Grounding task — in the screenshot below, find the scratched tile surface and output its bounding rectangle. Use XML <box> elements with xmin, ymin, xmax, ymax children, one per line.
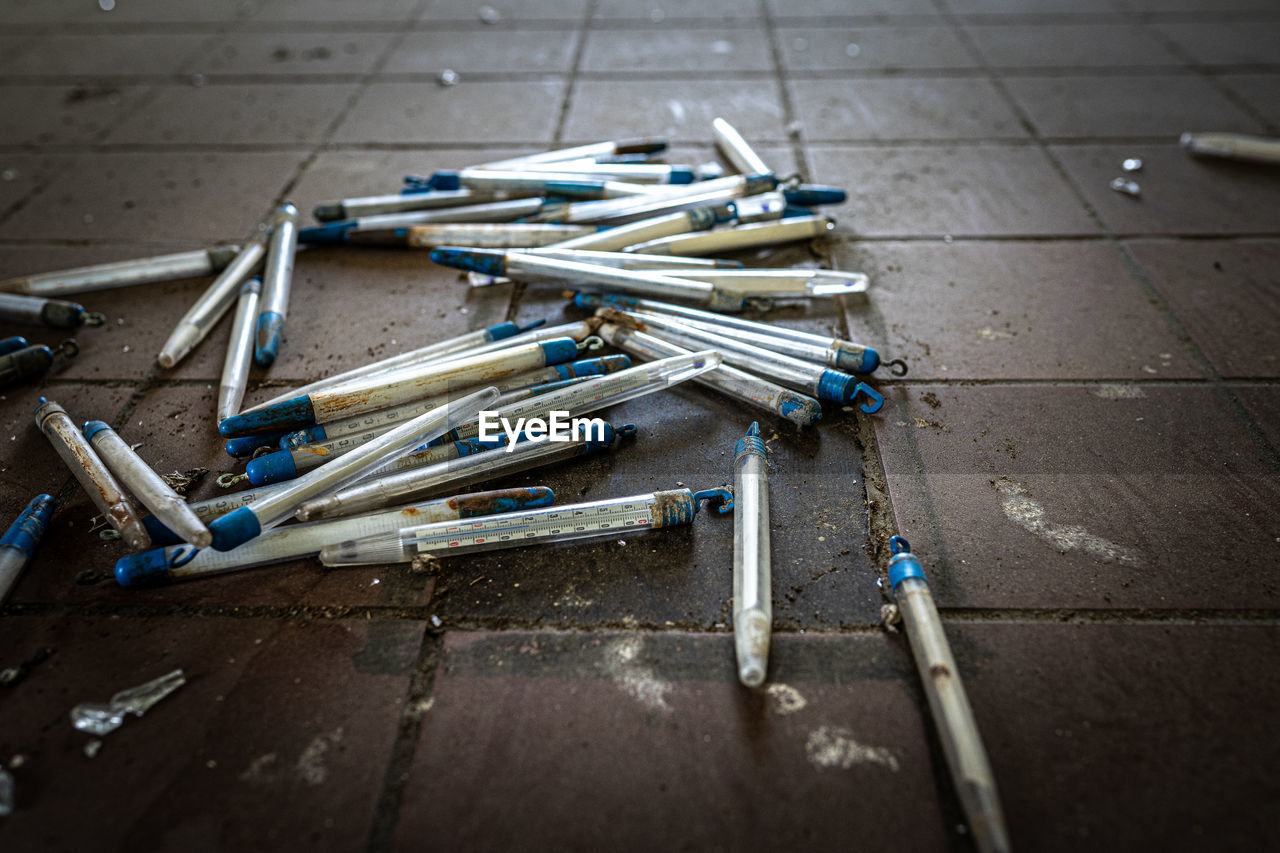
<box><xmin>1</xmin><ymin>0</ymin><xmax>1278</xmax><ymax>849</ymax></box>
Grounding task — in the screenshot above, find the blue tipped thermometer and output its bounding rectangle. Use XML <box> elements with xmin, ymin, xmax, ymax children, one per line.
<box><xmin>0</xmin><ymin>246</ymin><xmax>240</xmax><ymax>297</ymax></box>
<box><xmin>114</xmin><ymin>487</ymin><xmax>555</xmax><ymax>588</ymax></box>
<box><xmin>576</xmin><ymin>293</ymin><xmax>902</xmax><ymax>376</ymax></box>
<box><xmin>430</xmin><ymin>247</ymin><xmax>765</xmax><ymax>312</ymax></box>
<box><xmin>0</xmin><ymin>493</ymin><xmax>54</xmax><ymax>605</ymax></box>
<box><xmin>626</xmin><ymin>215</ymin><xmax>835</xmax><ymax>257</ymax></box>
<box><xmin>320</xmin><ymin>486</ymin><xmax>731</xmax><ymax>567</ymax></box>
<box><xmin>244</xmin><ymin>319</ymin><xmax>547</xmax><ymax>416</ymax></box>
<box><xmin>0</xmin><ymin>292</ymin><xmax>105</xmax><ymax>329</ymax></box>
<box><xmin>887</xmin><ymin>537</ymin><xmax>1012</xmax><ymax>853</ymax></box>
<box><xmin>219</xmin><ymin>337</ymin><xmax>583</xmax><ymax>436</ymax></box>
<box><xmin>254</xmin><ymin>203</ymin><xmax>298</xmax><ymax>368</ymax></box>
<box><xmin>597</xmin><ymin>321</ymin><xmax>822</xmax><ymax>427</ymax></box>
<box><xmin>601</xmin><ymin>309</ymin><xmax>883</xmax><ymax>412</ymax></box>
<box><xmin>299</xmin><ymin>197</ymin><xmax>566</xmax><ymax>246</ymax></box>
<box><xmin>0</xmin><ymin>339</ymin><xmax>78</xmax><ymax>388</ymax></box>
<box><xmin>733</xmin><ymin>423</ymin><xmax>771</xmax><ymax>687</ymax></box>
<box><xmin>0</xmin><ymin>336</ymin><xmax>29</xmax><ymax>356</ymax></box>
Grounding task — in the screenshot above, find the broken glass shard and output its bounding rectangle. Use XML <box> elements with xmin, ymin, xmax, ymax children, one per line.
<box><xmin>70</xmin><ymin>669</ymin><xmax>186</xmax><ymax>736</ymax></box>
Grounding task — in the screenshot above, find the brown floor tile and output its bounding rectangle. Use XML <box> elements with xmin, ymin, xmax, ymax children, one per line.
<box><xmin>593</xmin><ymin>0</ymin><xmax>762</xmax><ymax>21</ymax></box>
<box><xmin>1217</xmin><ymin>73</ymin><xmax>1280</xmax><ymax>127</ymax></box>
<box><xmin>959</xmin><ymin>621</ymin><xmax>1280</xmax><ymax>851</ymax></box>
<box><xmin>419</xmin><ymin>0</ymin><xmax>589</xmax><ymax>21</ymax></box>
<box><xmin>790</xmin><ymin>77</ymin><xmax>1029</xmax><ymax>142</ymax></box>
<box><xmin>1154</xmin><ymin>21</ymin><xmax>1280</xmax><ymax>66</ymax></box>
<box><xmin>394</xmin><ymin>630</ymin><xmax>950</xmax><ymax>852</ymax></box>
<box><xmin>580</xmin><ymin>28</ymin><xmax>772</xmax><ymax>74</ymax></box>
<box><xmin>946</xmin><ymin>0</ymin><xmax>1123</xmax><ymax>13</ymax></box>
<box><xmin>0</xmin><ymin>0</ymin><xmax>89</xmax><ymax>25</ymax></box>
<box><xmin>0</xmin><ymin>613</ymin><xmax>422</xmax><ymax>852</ymax></box>
<box><xmin>0</xmin><ymin>84</ymin><xmax>146</xmax><ymax>146</ymax></box>
<box><xmin>1051</xmin><ymin>143</ymin><xmax>1280</xmax><ymax>236</ymax></box>
<box><xmin>71</xmin><ymin>0</ymin><xmax>265</xmax><ymax>23</ymax></box>
<box><xmin>562</xmin><ymin>79</ymin><xmax>785</xmax><ymax>144</ymax></box>
<box><xmin>1114</xmin><ymin>0</ymin><xmax>1278</xmax><ymax>9</ymax></box>
<box><xmin>1234</xmin><ymin>385</ymin><xmax>1280</xmax><ymax>451</ymax></box>
<box><xmin>864</xmin><ymin>620</ymin><xmax>1280</xmax><ymax>850</ymax></box>
<box><xmin>3</xmin><ymin>151</ymin><xmax>306</xmax><ymax>243</ymax></box>
<box><xmin>871</xmin><ymin>384</ymin><xmax>1280</xmax><ymax>609</ymax></box>
<box><xmin>252</xmin><ymin>0</ymin><xmax>420</xmax><ymax>22</ymax></box>
<box><xmin>191</xmin><ymin>32</ymin><xmax>397</xmax><ymax>78</ymax></box>
<box><xmin>777</xmin><ymin>25</ymin><xmax>977</xmax><ymax>72</ymax></box>
<box><xmin>964</xmin><ymin>23</ymin><xmax>1183</xmax><ymax>68</ymax></box>
<box><xmin>0</xmin><ymin>34</ymin><xmax>215</xmax><ymax>78</ymax></box>
<box><xmin>387</xmin><ymin>29</ymin><xmax>579</xmax><ymax>75</ymax></box>
<box><xmin>105</xmin><ymin>83</ymin><xmax>358</xmax><ymax>146</ymax></box>
<box><xmin>831</xmin><ymin>239</ymin><xmax>1201</xmax><ymax>380</ymax></box>
<box><xmin>0</xmin><ymin>152</ymin><xmax>73</xmax><ymax>219</ymax></box>
<box><xmin>807</xmin><ymin>144</ymin><xmax>1099</xmax><ymax>237</ymax></box>
<box><xmin>1126</xmin><ymin>238</ymin><xmax>1280</xmax><ymax>378</ymax></box>
<box><xmin>1003</xmin><ymin>74</ymin><xmax>1264</xmax><ymax>139</ymax></box>
<box><xmin>766</xmin><ymin>0</ymin><xmax>942</xmax><ymax>16</ymax></box>
<box><xmin>332</xmin><ymin>80</ymin><xmax>566</xmax><ymax>145</ymax></box>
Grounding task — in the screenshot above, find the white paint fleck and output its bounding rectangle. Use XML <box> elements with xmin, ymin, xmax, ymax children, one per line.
<box><xmin>296</xmin><ymin>728</ymin><xmax>343</xmax><ymax>786</ymax></box>
<box><xmin>978</xmin><ymin>327</ymin><xmax>1013</xmax><ymax>341</ymax></box>
<box><xmin>239</xmin><ymin>752</ymin><xmax>278</xmax><ymax>783</ymax></box>
<box><xmin>805</xmin><ymin>726</ymin><xmax>898</xmax><ymax>772</ymax></box>
<box><xmin>995</xmin><ymin>478</ymin><xmax>1141</xmax><ymax>566</ymax></box>
<box><xmin>766</xmin><ymin>684</ymin><xmax>807</xmax><ymax>715</ymax></box>
<box><xmin>667</xmin><ymin>99</ymin><xmax>686</xmax><ymax>123</ymax></box>
<box><xmin>602</xmin><ymin>636</ymin><xmax>671</xmax><ymax>712</ymax></box>
<box><xmin>1093</xmin><ymin>384</ymin><xmax>1146</xmax><ymax>399</ymax></box>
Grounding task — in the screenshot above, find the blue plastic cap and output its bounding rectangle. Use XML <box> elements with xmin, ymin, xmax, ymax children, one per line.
<box><xmin>429</xmin><ymin>247</ymin><xmax>506</xmax><ymax>276</ymax></box>
<box><xmin>280</xmin><ymin>426</ymin><xmax>327</xmax><ymax>450</ymax></box>
<box><xmin>667</xmin><ymin>167</ymin><xmax>696</xmax><ymax>184</ymax></box>
<box><xmin>140</xmin><ymin>513</ymin><xmax>180</xmax><ymax>547</ymax></box>
<box><xmin>538</xmin><ymin>337</ymin><xmax>579</xmax><ymax>366</ymax></box>
<box><xmin>298</xmin><ymin>221</ymin><xmax>355</xmax><ymax>245</ymax></box>
<box><xmin>311</xmin><ymin>202</ymin><xmax>344</xmax><ymax>222</ymax></box>
<box><xmin>859</xmin><ymin>347</ymin><xmax>881</xmax><ymax>374</ymax></box>
<box><xmin>0</xmin><ymin>336</ymin><xmax>29</xmax><ymax>356</ymax></box>
<box><xmin>254</xmin><ymin>311</ymin><xmax>285</xmax><ymax>368</ymax></box>
<box><xmin>784</xmin><ymin>185</ymin><xmax>848</xmax><ymax>206</ymax></box>
<box><xmin>114</xmin><ymin>548</ymin><xmax>177</xmax><ymax>587</ymax></box>
<box><xmin>207</xmin><ymin>506</ymin><xmax>262</xmax><ymax>552</ymax></box>
<box><xmin>782</xmin><ymin>205</ymin><xmax>815</xmax><ymax>218</ymax></box>
<box><xmin>816</xmin><ymin>369</ymin><xmax>857</xmax><ymax>403</ymax></box>
<box><xmin>426</xmin><ymin>170</ymin><xmax>461</xmax><ymax>191</ymax></box>
<box><xmin>887</xmin><ymin>536</ymin><xmax>928</xmax><ymax>590</ymax></box>
<box><xmin>0</xmin><ymin>493</ymin><xmax>54</xmax><ymax>556</ymax></box>
<box><xmin>487</xmin><ymin>321</ymin><xmax>520</xmax><ymax>340</ymax></box>
<box><xmin>226</xmin><ymin>431</ymin><xmax>291</xmax><ymax>457</ymax></box>
<box><xmin>219</xmin><ymin>395</ymin><xmax>317</xmax><ymax>436</ymax></box>
<box><xmin>82</xmin><ymin>420</ymin><xmax>112</xmax><ymax>441</ymax></box>
<box><xmin>572</xmin><ymin>293</ymin><xmax>603</xmax><ymax>310</ymax></box>
<box><xmin>777</xmin><ymin>392</ymin><xmax>823</xmax><ymax>426</ymax></box>
<box><xmin>246</xmin><ymin>450</ymin><xmax>298</xmax><ymax>486</ymax></box>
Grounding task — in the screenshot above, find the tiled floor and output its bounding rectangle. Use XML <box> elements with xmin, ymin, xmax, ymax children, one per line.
<box><xmin>1</xmin><ymin>0</ymin><xmax>1278</xmax><ymax>851</ymax></box>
